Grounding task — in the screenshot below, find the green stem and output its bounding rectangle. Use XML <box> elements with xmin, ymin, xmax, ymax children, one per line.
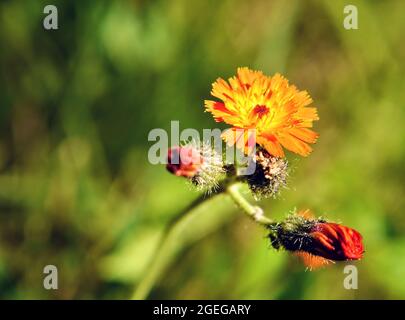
<box><xmin>226</xmin><ymin>183</ymin><xmax>273</xmax><ymax>226</ymax></box>
<box><xmin>131</xmin><ymin>190</ymin><xmax>222</xmax><ymax>300</ymax></box>
<box><xmin>130</xmin><ymin>225</ymin><xmax>177</xmax><ymax>300</ymax></box>
<box><xmin>131</xmin><ymin>182</ymin><xmax>273</xmax><ymax>300</ymax></box>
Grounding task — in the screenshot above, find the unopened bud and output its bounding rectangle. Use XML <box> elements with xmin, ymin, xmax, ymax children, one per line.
<box><xmin>166</xmin><ymin>142</ymin><xmax>225</xmax><ymax>192</ymax></box>
<box><xmin>247</xmin><ymin>148</ymin><xmax>288</xmax><ymax>199</ymax></box>
<box><xmin>269</xmin><ymin>211</ymin><xmax>364</xmax><ymax>268</ymax></box>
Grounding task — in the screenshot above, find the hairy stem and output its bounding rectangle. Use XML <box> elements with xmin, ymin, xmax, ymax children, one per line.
<box><xmin>226</xmin><ymin>183</ymin><xmax>274</xmax><ymax>226</ymax></box>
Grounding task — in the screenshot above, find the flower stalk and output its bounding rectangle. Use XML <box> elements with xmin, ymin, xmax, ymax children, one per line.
<box><xmin>226</xmin><ymin>183</ymin><xmax>273</xmax><ymax>226</ymax></box>
<box><xmin>131</xmin><ymin>181</ymin><xmax>272</xmax><ymax>299</ymax></box>
<box><xmin>131</xmin><ymin>191</ymin><xmax>222</xmax><ymax>300</ymax></box>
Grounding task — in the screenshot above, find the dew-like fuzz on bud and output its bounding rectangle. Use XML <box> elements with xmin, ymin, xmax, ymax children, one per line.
<box><xmin>247</xmin><ymin>148</ymin><xmax>288</xmax><ymax>199</ymax></box>
<box><xmin>167</xmin><ymin>141</ymin><xmax>225</xmax><ymax>192</ymax></box>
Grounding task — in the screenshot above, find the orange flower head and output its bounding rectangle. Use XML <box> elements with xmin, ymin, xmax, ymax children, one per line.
<box><xmin>205</xmin><ymin>67</ymin><xmax>319</xmax><ymax>157</ymax></box>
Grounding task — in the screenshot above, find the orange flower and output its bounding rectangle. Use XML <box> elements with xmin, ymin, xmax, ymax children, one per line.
<box><xmin>205</xmin><ymin>67</ymin><xmax>319</xmax><ymax>157</ymax></box>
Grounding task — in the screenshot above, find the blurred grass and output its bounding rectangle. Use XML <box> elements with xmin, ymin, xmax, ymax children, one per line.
<box><xmin>0</xmin><ymin>0</ymin><xmax>404</xmax><ymax>299</ymax></box>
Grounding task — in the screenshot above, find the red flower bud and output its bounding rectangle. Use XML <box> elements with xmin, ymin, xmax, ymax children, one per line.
<box><xmin>269</xmin><ymin>213</ymin><xmax>364</xmax><ymax>268</ymax></box>
<box><xmin>166</xmin><ymin>146</ymin><xmax>203</xmax><ymax>178</ymax></box>
<box><xmin>309</xmin><ymin>222</ymin><xmax>364</xmax><ymax>261</ymax></box>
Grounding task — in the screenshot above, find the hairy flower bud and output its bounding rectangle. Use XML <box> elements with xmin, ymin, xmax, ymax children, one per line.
<box><xmin>166</xmin><ymin>142</ymin><xmax>225</xmax><ymax>191</ymax></box>
<box><xmin>309</xmin><ymin>222</ymin><xmax>364</xmax><ymax>260</ymax></box>
<box><xmin>247</xmin><ymin>148</ymin><xmax>288</xmax><ymax>199</ymax></box>
<box><xmin>269</xmin><ymin>212</ymin><xmax>364</xmax><ymax>268</ymax></box>
<box><xmin>167</xmin><ymin>146</ymin><xmax>202</xmax><ymax>178</ymax></box>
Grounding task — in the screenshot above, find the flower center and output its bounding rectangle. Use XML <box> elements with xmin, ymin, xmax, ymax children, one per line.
<box><xmin>252</xmin><ymin>105</ymin><xmax>269</xmax><ymax>118</ymax></box>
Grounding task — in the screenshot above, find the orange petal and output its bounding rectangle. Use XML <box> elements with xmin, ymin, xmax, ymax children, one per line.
<box><xmin>205</xmin><ymin>100</ymin><xmax>242</xmax><ymax>125</ymax></box>
<box><xmin>257</xmin><ymin>134</ymin><xmax>285</xmax><ymax>158</ymax></box>
<box><xmin>294</xmin><ymin>251</ymin><xmax>334</xmax><ymax>270</ymax></box>
<box><xmin>211</xmin><ymin>78</ymin><xmax>235</xmax><ymax>102</ymax></box>
<box><xmin>288</xmin><ymin>127</ymin><xmax>319</xmax><ymax>143</ymax></box>
<box><xmin>297</xmin><ymin>209</ymin><xmax>315</xmax><ymax>219</ymax></box>
<box><xmin>221</xmin><ymin>128</ymin><xmax>246</xmax><ymax>149</ymax></box>
<box><xmin>276</xmin><ymin>132</ymin><xmax>313</xmax><ymax>157</ymax></box>
<box><xmin>237</xmin><ymin>67</ymin><xmax>263</xmax><ymax>88</ymax></box>
<box><xmin>222</xmin><ymin>128</ymin><xmax>257</xmax><ymax>155</ymax></box>
<box><xmin>296</xmin><ymin>107</ymin><xmax>319</xmax><ymax>122</ymax></box>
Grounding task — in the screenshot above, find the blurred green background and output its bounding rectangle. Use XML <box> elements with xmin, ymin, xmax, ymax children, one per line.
<box><xmin>0</xmin><ymin>0</ymin><xmax>404</xmax><ymax>299</ymax></box>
